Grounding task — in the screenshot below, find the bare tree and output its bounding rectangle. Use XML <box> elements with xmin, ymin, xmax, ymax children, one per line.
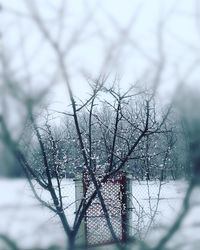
<box><xmin>1</xmin><ymin>1</ymin><xmax>200</xmax><ymax>250</ymax></box>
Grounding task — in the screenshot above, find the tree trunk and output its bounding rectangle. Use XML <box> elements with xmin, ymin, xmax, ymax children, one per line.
<box><xmin>68</xmin><ymin>234</ymin><xmax>76</xmax><ymax>250</ymax></box>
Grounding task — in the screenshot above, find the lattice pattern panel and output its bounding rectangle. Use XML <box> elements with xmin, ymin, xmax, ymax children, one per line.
<box><xmin>84</xmin><ymin>175</ymin><xmax>126</xmax><ymax>246</ymax></box>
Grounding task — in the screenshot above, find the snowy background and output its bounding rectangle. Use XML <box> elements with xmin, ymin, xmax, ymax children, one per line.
<box><xmin>0</xmin><ymin>179</ymin><xmax>199</xmax><ymax>249</ymax></box>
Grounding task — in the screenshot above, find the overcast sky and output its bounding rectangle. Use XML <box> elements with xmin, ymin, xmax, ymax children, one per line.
<box><xmin>1</xmin><ymin>0</ymin><xmax>200</xmax><ymax>117</ymax></box>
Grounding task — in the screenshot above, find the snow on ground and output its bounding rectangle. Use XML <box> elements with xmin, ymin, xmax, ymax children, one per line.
<box><xmin>0</xmin><ymin>178</ymin><xmax>200</xmax><ymax>249</ymax></box>
<box><xmin>145</xmin><ymin>181</ymin><xmax>200</xmax><ymax>250</ymax></box>
<box><xmin>0</xmin><ymin>179</ymin><xmax>75</xmax><ymax>248</ymax></box>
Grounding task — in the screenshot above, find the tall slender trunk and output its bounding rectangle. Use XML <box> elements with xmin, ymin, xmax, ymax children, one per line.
<box><xmin>57</xmin><ymin>211</ymin><xmax>76</xmax><ymax>250</ymax></box>
<box><xmin>68</xmin><ymin>233</ymin><xmax>76</xmax><ymax>250</ymax></box>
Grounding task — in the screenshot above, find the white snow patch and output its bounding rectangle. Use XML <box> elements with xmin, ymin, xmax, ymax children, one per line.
<box><xmin>0</xmin><ymin>178</ymin><xmax>199</xmax><ymax>249</ymax></box>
